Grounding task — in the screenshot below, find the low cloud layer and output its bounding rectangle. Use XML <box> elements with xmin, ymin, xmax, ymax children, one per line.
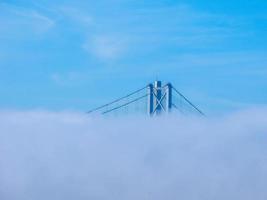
<box><xmin>1</xmin><ymin>109</ymin><xmax>267</xmax><ymax>200</ymax></box>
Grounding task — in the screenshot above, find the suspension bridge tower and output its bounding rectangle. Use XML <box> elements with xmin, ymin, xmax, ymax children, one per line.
<box><xmin>87</xmin><ymin>80</ymin><xmax>204</xmax><ymax>116</ymax></box>
<box><xmin>147</xmin><ymin>81</ymin><xmax>173</xmax><ymax>116</ymax></box>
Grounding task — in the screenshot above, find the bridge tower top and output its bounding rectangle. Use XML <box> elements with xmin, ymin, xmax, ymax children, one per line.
<box><xmin>147</xmin><ymin>80</ymin><xmax>172</xmax><ymax>116</ymax></box>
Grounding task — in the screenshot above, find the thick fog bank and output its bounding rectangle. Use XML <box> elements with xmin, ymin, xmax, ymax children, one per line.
<box><xmin>1</xmin><ymin>108</ymin><xmax>267</xmax><ymax>200</ymax></box>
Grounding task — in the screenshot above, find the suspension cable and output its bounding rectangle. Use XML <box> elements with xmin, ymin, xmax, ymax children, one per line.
<box><xmin>171</xmin><ymin>103</ymin><xmax>185</xmax><ymax>114</ymax></box>
<box><xmin>102</xmin><ymin>94</ymin><xmax>148</xmax><ymax>114</ymax></box>
<box><xmin>87</xmin><ymin>86</ymin><xmax>148</xmax><ymax>113</ymax></box>
<box><xmin>172</xmin><ymin>86</ymin><xmax>205</xmax><ymax>115</ymax></box>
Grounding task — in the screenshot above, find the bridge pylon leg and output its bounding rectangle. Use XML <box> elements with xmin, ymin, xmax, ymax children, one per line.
<box><xmin>147</xmin><ymin>84</ymin><xmax>154</xmax><ymax>116</ymax></box>
<box><xmin>166</xmin><ymin>83</ymin><xmax>172</xmax><ymax>113</ymax></box>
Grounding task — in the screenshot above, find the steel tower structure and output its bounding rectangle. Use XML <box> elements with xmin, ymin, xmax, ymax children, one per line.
<box><xmin>87</xmin><ymin>80</ymin><xmax>204</xmax><ymax>116</ymax></box>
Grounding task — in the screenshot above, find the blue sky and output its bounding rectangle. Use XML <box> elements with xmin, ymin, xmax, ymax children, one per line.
<box><xmin>0</xmin><ymin>0</ymin><xmax>266</xmax><ymax>114</ymax></box>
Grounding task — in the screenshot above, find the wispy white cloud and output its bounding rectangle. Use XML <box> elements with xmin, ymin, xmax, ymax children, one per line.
<box><xmin>83</xmin><ymin>35</ymin><xmax>127</xmax><ymax>60</ymax></box>
<box><xmin>0</xmin><ymin>3</ymin><xmax>55</xmax><ymax>38</ymax></box>
<box><xmin>58</xmin><ymin>6</ymin><xmax>93</xmax><ymax>26</ymax></box>
<box><xmin>63</xmin><ymin>3</ymin><xmax>239</xmax><ymax>61</ymax></box>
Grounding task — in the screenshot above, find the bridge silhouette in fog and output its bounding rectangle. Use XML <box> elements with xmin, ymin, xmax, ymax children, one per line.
<box><xmin>87</xmin><ymin>80</ymin><xmax>204</xmax><ymax>116</ymax></box>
